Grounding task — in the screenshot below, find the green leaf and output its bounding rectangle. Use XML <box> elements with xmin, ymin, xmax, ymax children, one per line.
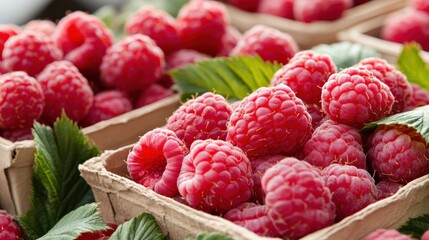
<box><xmin>398</xmin><ymin>214</ymin><xmax>429</xmax><ymax>239</ymax></box>
<box><xmin>312</xmin><ymin>41</ymin><xmax>381</xmax><ymax>70</ymax></box>
<box><xmin>38</xmin><ymin>203</ymin><xmax>108</xmax><ymax>240</ymax></box>
<box><xmin>109</xmin><ymin>212</ymin><xmax>165</xmax><ymax>240</ymax></box>
<box><xmin>361</xmin><ymin>105</ymin><xmax>429</xmax><ymax>143</ymax></box>
<box><xmin>168</xmin><ymin>56</ymin><xmax>282</xmax><ymax>101</ymax></box>
<box><xmin>18</xmin><ymin>113</ymin><xmax>101</xmax><ymax>239</ymax></box>
<box><xmin>185</xmin><ymin>232</ymin><xmax>235</xmax><ymax>240</ymax></box>
<box><xmin>397</xmin><ymin>43</ymin><xmax>429</xmax><ymax>92</ymax></box>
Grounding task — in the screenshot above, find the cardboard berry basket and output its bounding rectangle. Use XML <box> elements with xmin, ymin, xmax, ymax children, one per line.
<box><xmin>79</xmin><ymin>144</ymin><xmax>429</xmax><ymax>240</ymax></box>
<box><xmin>226</xmin><ymin>0</ymin><xmax>406</xmax><ymax>49</ymax></box>
<box><xmin>0</xmin><ymin>94</ymin><xmax>180</xmax><ymax>216</ymax></box>
<box><xmin>337</xmin><ymin>9</ymin><xmax>429</xmax><ymax>63</ymax></box>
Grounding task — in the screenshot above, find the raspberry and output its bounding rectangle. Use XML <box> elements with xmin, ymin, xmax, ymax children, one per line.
<box><xmin>54</xmin><ymin>11</ymin><xmax>113</xmax><ymax>78</ymax></box>
<box><xmin>321</xmin><ymin>66</ymin><xmax>395</xmax><ymax>128</ymax></box>
<box><xmin>76</xmin><ymin>223</ymin><xmax>118</xmax><ymax>240</ymax></box>
<box><xmin>303</xmin><ymin>120</ymin><xmax>366</xmax><ymax>169</ymax></box>
<box><xmin>376</xmin><ymin>180</ymin><xmax>403</xmax><ymax>200</ymax></box>
<box><xmin>227</xmin><ymin>0</ymin><xmax>261</xmax><ymax>12</ymax></box>
<box><xmin>224</xmin><ymin>202</ymin><xmax>278</xmax><ymax>237</ymax></box>
<box><xmin>125</xmin><ymin>7</ymin><xmax>181</xmax><ymax>55</ymax></box>
<box><xmin>258</xmin><ymin>0</ymin><xmax>294</xmax><ymax>19</ymax></box>
<box><xmin>218</xmin><ymin>26</ymin><xmax>241</xmax><ymax>57</ymax></box>
<box><xmin>100</xmin><ymin>34</ymin><xmax>165</xmax><ymax>93</ymax></box>
<box><xmin>294</xmin><ymin>0</ymin><xmax>353</xmax><ymax>23</ymax></box>
<box><xmin>411</xmin><ymin>0</ymin><xmax>429</xmax><ymax>15</ymax></box>
<box><xmin>305</xmin><ymin>103</ymin><xmax>326</xmax><ymax>128</ymax></box>
<box><xmin>262</xmin><ymin>158</ymin><xmax>335</xmax><ymax>239</ymax></box>
<box><xmin>177</xmin><ymin>139</ymin><xmax>253</xmax><ymax>214</ymax></box>
<box><xmin>367</xmin><ymin>124</ymin><xmax>429</xmax><ymax>184</ymax></box>
<box><xmin>0</xmin><ymin>209</ymin><xmax>22</xmax><ymax>240</ymax></box>
<box><xmin>363</xmin><ymin>229</ymin><xmax>412</xmax><ymax>240</ymax></box>
<box><xmin>406</xmin><ymin>83</ymin><xmax>429</xmax><ymax>110</ymax></box>
<box><xmin>0</xmin><ymin>72</ymin><xmax>44</xmax><ymax>129</ymax></box>
<box><xmin>24</xmin><ymin>20</ymin><xmax>56</xmax><ymax>36</ymax></box>
<box><xmin>226</xmin><ymin>84</ymin><xmax>312</xmax><ymax>158</ymax></box>
<box><xmin>37</xmin><ymin>61</ymin><xmax>94</xmax><ymax>124</ymax></box>
<box><xmin>1</xmin><ymin>127</ymin><xmax>33</xmax><ymax>142</ymax></box>
<box><xmin>2</xmin><ymin>32</ymin><xmax>62</xmax><ymax>77</ymax></box>
<box><xmin>270</xmin><ymin>50</ymin><xmax>337</xmax><ymax>105</ymax></box>
<box><xmin>231</xmin><ymin>25</ymin><xmax>298</xmax><ymax>64</ymax></box>
<box><xmin>353</xmin><ymin>0</ymin><xmax>370</xmax><ymax>6</ymax></box>
<box><xmin>127</xmin><ymin>128</ymin><xmax>188</xmax><ymax>197</ymax></box>
<box><xmin>134</xmin><ymin>83</ymin><xmax>175</xmax><ymax>108</ymax></box>
<box><xmin>166</xmin><ymin>92</ymin><xmax>232</xmax><ymax>148</ymax></box>
<box><xmin>423</xmin><ymin>230</ymin><xmax>429</xmax><ymax>240</ymax></box>
<box><xmin>177</xmin><ymin>0</ymin><xmax>229</xmax><ymax>56</ymax></box>
<box><xmin>381</xmin><ymin>10</ymin><xmax>429</xmax><ymax>52</ymax></box>
<box><xmin>322</xmin><ymin>164</ymin><xmax>378</xmax><ymax>220</ymax></box>
<box><xmin>0</xmin><ymin>24</ymin><xmax>20</xmax><ymax>61</ymax></box>
<box><xmin>357</xmin><ymin>57</ymin><xmax>412</xmax><ymax>113</ymax></box>
<box><xmin>250</xmin><ymin>155</ymin><xmax>285</xmax><ymax>204</ymax></box>
<box><xmin>80</xmin><ymin>90</ymin><xmax>133</xmax><ymax>127</ymax></box>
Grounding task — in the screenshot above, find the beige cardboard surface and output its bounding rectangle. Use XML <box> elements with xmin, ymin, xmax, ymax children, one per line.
<box><xmin>228</xmin><ymin>0</ymin><xmax>406</xmax><ymax>49</ymax></box>
<box><xmin>80</xmin><ymin>144</ymin><xmax>429</xmax><ymax>240</ymax></box>
<box><xmin>0</xmin><ymin>95</ymin><xmax>180</xmax><ymax>216</ymax></box>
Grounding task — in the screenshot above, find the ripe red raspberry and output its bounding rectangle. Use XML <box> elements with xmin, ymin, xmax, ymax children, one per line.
<box><xmin>258</xmin><ymin>0</ymin><xmax>294</xmax><ymax>19</ymax></box>
<box><xmin>227</xmin><ymin>0</ymin><xmax>261</xmax><ymax>12</ymax></box>
<box><xmin>0</xmin><ymin>72</ymin><xmax>44</xmax><ymax>129</ymax></box>
<box><xmin>37</xmin><ymin>61</ymin><xmax>94</xmax><ymax>124</ymax></box>
<box><xmin>2</xmin><ymin>32</ymin><xmax>62</xmax><ymax>77</ymax></box>
<box><xmin>76</xmin><ymin>223</ymin><xmax>118</xmax><ymax>240</ymax></box>
<box><xmin>0</xmin><ymin>209</ymin><xmax>22</xmax><ymax>240</ymax></box>
<box><xmin>262</xmin><ymin>158</ymin><xmax>336</xmax><ymax>239</ymax></box>
<box><xmin>177</xmin><ymin>139</ymin><xmax>253</xmax><ymax>214</ymax></box>
<box><xmin>166</xmin><ymin>92</ymin><xmax>232</xmax><ymax>148</ymax></box>
<box><xmin>250</xmin><ymin>155</ymin><xmax>285</xmax><ymax>204</ymax></box>
<box><xmin>367</xmin><ymin>124</ymin><xmax>429</xmax><ymax>184</ymax></box>
<box><xmin>227</xmin><ymin>84</ymin><xmax>312</xmax><ymax>158</ymax></box>
<box><xmin>305</xmin><ymin>103</ymin><xmax>326</xmax><ymax>128</ymax></box>
<box><xmin>127</xmin><ymin>128</ymin><xmax>188</xmax><ymax>197</ymax></box>
<box><xmin>321</xmin><ymin>66</ymin><xmax>395</xmax><ymax>128</ymax></box>
<box><xmin>0</xmin><ymin>24</ymin><xmax>20</xmax><ymax>61</ymax></box>
<box><xmin>363</xmin><ymin>229</ymin><xmax>412</xmax><ymax>240</ymax></box>
<box><xmin>270</xmin><ymin>50</ymin><xmax>337</xmax><ymax>105</ymax></box>
<box><xmin>177</xmin><ymin>0</ymin><xmax>229</xmax><ymax>56</ymax></box>
<box><xmin>24</xmin><ymin>20</ymin><xmax>56</xmax><ymax>36</ymax></box>
<box><xmin>376</xmin><ymin>180</ymin><xmax>403</xmax><ymax>200</ymax></box>
<box><xmin>381</xmin><ymin>10</ymin><xmax>429</xmax><ymax>52</ymax></box>
<box><xmin>134</xmin><ymin>84</ymin><xmax>175</xmax><ymax>108</ymax></box>
<box><xmin>231</xmin><ymin>25</ymin><xmax>298</xmax><ymax>64</ymax></box>
<box><xmin>100</xmin><ymin>34</ymin><xmax>165</xmax><ymax>93</ymax></box>
<box><xmin>80</xmin><ymin>90</ymin><xmax>133</xmax><ymax>127</ymax></box>
<box><xmin>54</xmin><ymin>11</ymin><xmax>113</xmax><ymax>78</ymax></box>
<box><xmin>422</xmin><ymin>230</ymin><xmax>429</xmax><ymax>240</ymax></box>
<box><xmin>322</xmin><ymin>164</ymin><xmax>378</xmax><ymax>220</ymax></box>
<box><xmin>224</xmin><ymin>202</ymin><xmax>278</xmax><ymax>237</ymax></box>
<box><xmin>406</xmin><ymin>83</ymin><xmax>429</xmax><ymax>110</ymax></box>
<box><xmin>411</xmin><ymin>0</ymin><xmax>429</xmax><ymax>14</ymax></box>
<box><xmin>125</xmin><ymin>6</ymin><xmax>181</xmax><ymax>55</ymax></box>
<box><xmin>218</xmin><ymin>26</ymin><xmax>241</xmax><ymax>57</ymax></box>
<box><xmin>294</xmin><ymin>0</ymin><xmax>353</xmax><ymax>23</ymax></box>
<box><xmin>1</xmin><ymin>127</ymin><xmax>33</xmax><ymax>142</ymax></box>
<box><xmin>303</xmin><ymin>120</ymin><xmax>366</xmax><ymax>169</ymax></box>
<box><xmin>357</xmin><ymin>57</ymin><xmax>412</xmax><ymax>113</ymax></box>
<box><xmin>353</xmin><ymin>0</ymin><xmax>370</xmax><ymax>6</ymax></box>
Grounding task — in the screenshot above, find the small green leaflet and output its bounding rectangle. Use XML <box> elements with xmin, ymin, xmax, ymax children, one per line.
<box><xmin>38</xmin><ymin>203</ymin><xmax>108</xmax><ymax>240</ymax></box>
<box><xmin>397</xmin><ymin>43</ymin><xmax>429</xmax><ymax>92</ymax></box>
<box><xmin>186</xmin><ymin>232</ymin><xmax>235</xmax><ymax>240</ymax></box>
<box><xmin>18</xmin><ymin>113</ymin><xmax>101</xmax><ymax>239</ymax></box>
<box><xmin>168</xmin><ymin>56</ymin><xmax>282</xmax><ymax>101</ymax></box>
<box><xmin>362</xmin><ymin>105</ymin><xmax>429</xmax><ymax>143</ymax></box>
<box><xmin>109</xmin><ymin>213</ymin><xmax>166</xmax><ymax>240</ymax></box>
<box><xmin>398</xmin><ymin>214</ymin><xmax>429</xmax><ymax>239</ymax></box>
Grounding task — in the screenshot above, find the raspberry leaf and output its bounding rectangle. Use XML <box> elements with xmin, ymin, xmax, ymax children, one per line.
<box><xmin>109</xmin><ymin>212</ymin><xmax>166</xmax><ymax>240</ymax></box>
<box><xmin>18</xmin><ymin>113</ymin><xmax>100</xmax><ymax>239</ymax></box>
<box><xmin>169</xmin><ymin>56</ymin><xmax>282</xmax><ymax>101</ymax></box>
<box><xmin>185</xmin><ymin>232</ymin><xmax>235</xmax><ymax>240</ymax></box>
<box><xmin>38</xmin><ymin>203</ymin><xmax>108</xmax><ymax>240</ymax></box>
<box><xmin>397</xmin><ymin>214</ymin><xmax>429</xmax><ymax>239</ymax></box>
<box><xmin>362</xmin><ymin>105</ymin><xmax>429</xmax><ymax>143</ymax></box>
<box><xmin>397</xmin><ymin>43</ymin><xmax>429</xmax><ymax>92</ymax></box>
